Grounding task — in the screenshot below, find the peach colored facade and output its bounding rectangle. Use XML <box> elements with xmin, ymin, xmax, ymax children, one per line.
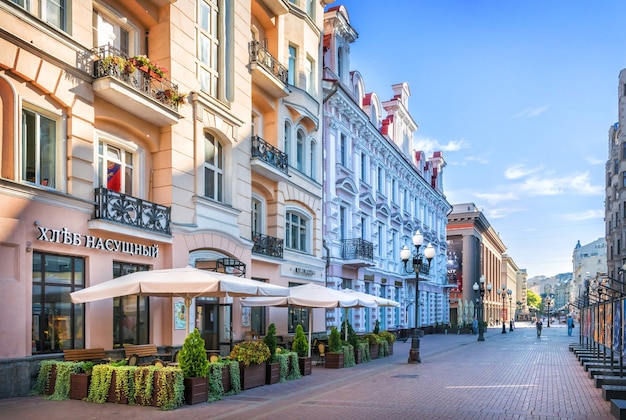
<box><xmin>0</xmin><ymin>0</ymin><xmax>330</xmax><ymax>397</ymax></box>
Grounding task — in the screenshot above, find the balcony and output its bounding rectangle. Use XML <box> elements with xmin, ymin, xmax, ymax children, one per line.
<box><xmin>341</xmin><ymin>238</ymin><xmax>374</xmax><ymax>268</ymax></box>
<box><xmin>92</xmin><ymin>187</ymin><xmax>171</xmax><ymax>235</ymax></box>
<box><xmin>249</xmin><ymin>41</ymin><xmax>289</xmax><ymax>98</ymax></box>
<box><xmin>91</xmin><ymin>45</ymin><xmax>181</xmax><ymax>127</ymax></box>
<box><xmin>251</xmin><ymin>135</ymin><xmax>289</xmax><ymax>181</ymax></box>
<box><xmin>252</xmin><ymin>232</ymin><xmax>284</xmax><ymax>259</ymax></box>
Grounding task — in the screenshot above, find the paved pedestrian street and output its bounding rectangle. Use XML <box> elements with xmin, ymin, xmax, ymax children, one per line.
<box><xmin>0</xmin><ymin>323</ymin><xmax>614</xmax><ymax>419</ymax></box>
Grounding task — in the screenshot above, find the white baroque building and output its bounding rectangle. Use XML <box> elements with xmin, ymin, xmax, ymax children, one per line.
<box><xmin>321</xmin><ymin>6</ymin><xmax>452</xmax><ymax>333</ymax></box>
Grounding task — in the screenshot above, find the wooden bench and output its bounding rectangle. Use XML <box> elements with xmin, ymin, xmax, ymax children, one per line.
<box><xmin>63</xmin><ymin>348</ymin><xmax>107</xmax><ymax>362</ymax></box>
<box><xmin>124</xmin><ymin>344</ymin><xmax>171</xmax><ymax>361</ymax></box>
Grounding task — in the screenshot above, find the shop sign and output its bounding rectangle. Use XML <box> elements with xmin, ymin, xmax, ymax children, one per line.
<box><xmin>36</xmin><ymin>226</ymin><xmax>159</xmax><ymax>258</ymax></box>
<box><xmin>295</xmin><ymin>267</ymin><xmax>315</xmax><ymax>276</ymax></box>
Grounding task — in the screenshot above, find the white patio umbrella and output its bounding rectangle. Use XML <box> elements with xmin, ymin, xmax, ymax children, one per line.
<box><xmin>70</xmin><ymin>266</ymin><xmax>290</xmax><ymax>332</ymax></box>
<box><xmin>240</xmin><ymin>283</ymin><xmax>377</xmax><ymax>356</ymax></box>
<box><xmin>340</xmin><ymin>289</ymin><xmax>400</xmax><ymax>307</ymax></box>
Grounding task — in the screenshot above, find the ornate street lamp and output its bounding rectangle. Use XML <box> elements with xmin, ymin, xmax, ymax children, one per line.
<box><xmin>507</xmin><ymin>289</ymin><xmax>513</xmax><ymax>331</ymax></box>
<box><xmin>500</xmin><ymin>285</ymin><xmax>507</xmax><ymax>334</ymax></box>
<box><xmin>401</xmin><ymin>230</ymin><xmax>435</xmax><ymax>364</ymax></box>
<box><xmin>472</xmin><ymin>275</ymin><xmax>492</xmax><ymax>341</ymax></box>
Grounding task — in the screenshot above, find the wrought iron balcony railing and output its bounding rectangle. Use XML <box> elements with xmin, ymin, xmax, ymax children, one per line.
<box><xmin>252</xmin><ymin>231</ymin><xmax>284</xmax><ymax>258</ymax></box>
<box><xmin>251</xmin><ymin>135</ymin><xmax>289</xmax><ymax>175</ymax></box>
<box><xmin>341</xmin><ymin>238</ymin><xmax>374</xmax><ymax>261</ymax></box>
<box><xmin>248</xmin><ymin>41</ymin><xmax>289</xmax><ymax>85</ymax></box>
<box><xmin>94</xmin><ymin>187</ymin><xmax>171</xmax><ymax>235</ymax></box>
<box><xmin>91</xmin><ymin>44</ymin><xmax>180</xmax><ymax>112</ymax></box>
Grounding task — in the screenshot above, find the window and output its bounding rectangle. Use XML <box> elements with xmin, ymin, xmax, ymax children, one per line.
<box><xmin>391</xmin><ymin>179</ymin><xmax>397</xmax><ymax>203</ymax></box>
<box><xmin>251</xmin><ymin>197</ymin><xmax>262</xmax><ymax>234</ymax></box>
<box><xmin>286</xmin><ymin>211</ymin><xmax>308</xmax><ymax>252</ymax></box>
<box><xmin>198</xmin><ymin>0</ymin><xmax>233</xmax><ymax>100</ymax></box>
<box><xmin>288</xmin><ymin>45</ymin><xmax>297</xmax><ymax>86</ymax></box>
<box><xmin>284</xmin><ymin>121</ymin><xmax>291</xmax><ymax>155</ymax></box>
<box><xmin>309</xmin><ymin>139</ymin><xmax>317</xmax><ymax>179</ymax></box>
<box><xmin>377</xmin><ymin>166</ymin><xmax>384</xmax><ymax>195</ymax></box>
<box><xmin>22</xmin><ymin>108</ymin><xmax>57</xmax><ymax>189</ymax></box>
<box><xmin>113</xmin><ymin>262</ymin><xmax>149</xmax><ymax>347</ymax></box>
<box><xmin>340</xmin><ymin>133</ymin><xmax>347</xmax><ymax>166</ymax></box>
<box><xmin>296</xmin><ymin>130</ymin><xmax>304</xmax><ymax>172</ymax></box>
<box><xmin>305</xmin><ymin>55</ymin><xmax>314</xmax><ymax>94</ymax></box>
<box><xmin>32</xmin><ymin>252</ymin><xmax>85</xmax><ymax>353</ymax></box>
<box><xmin>623</xmin><ymin>142</ymin><xmax>626</xmax><ymax>160</ymax></box>
<box><xmin>360</xmin><ymin>152</ymin><xmax>367</xmax><ymax>181</ymax></box>
<box><xmin>43</xmin><ymin>0</ymin><xmax>67</xmax><ymax>31</ymax></box>
<box><xmin>204</xmin><ymin>132</ymin><xmax>224</xmax><ymax>201</ymax></box>
<box><xmin>288</xmin><ymin>282</ymin><xmax>309</xmax><ymax>333</ymax></box>
<box><xmin>361</xmin><ymin>216</ymin><xmax>367</xmax><ymax>240</ymax></box>
<box><xmin>306</xmin><ymin>0</ymin><xmax>314</xmax><ymax>18</ymax></box>
<box><xmin>250</xmin><ymin>306</ymin><xmax>266</xmax><ymax>336</ymax></box>
<box><xmin>623</xmin><ymin>171</ymin><xmax>626</xmax><ymax>188</ymax></box>
<box><xmin>377</xmin><ymin>224</ymin><xmax>383</xmax><ymax>258</ymax></box>
<box><xmin>94</xmin><ymin>8</ymin><xmax>133</xmax><ymax>55</ymax></box>
<box><xmin>97</xmin><ymin>141</ymin><xmax>134</xmax><ymax>194</ymax></box>
<box><xmin>339</xmin><ymin>206</ymin><xmax>346</xmax><ymax>241</ymax></box>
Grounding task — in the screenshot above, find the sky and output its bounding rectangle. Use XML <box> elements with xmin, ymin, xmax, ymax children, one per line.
<box><xmin>329</xmin><ymin>0</ymin><xmax>626</xmax><ymax>278</ymax></box>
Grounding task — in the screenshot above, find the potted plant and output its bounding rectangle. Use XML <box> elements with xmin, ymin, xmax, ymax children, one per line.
<box><xmin>364</xmin><ymin>332</ymin><xmax>380</xmax><ymax>359</ymax></box>
<box><xmin>275</xmin><ymin>348</ymin><xmax>301</xmax><ymax>382</ymax></box>
<box><xmin>291</xmin><ymin>324</ymin><xmax>311</xmax><ymax>375</ymax></box>
<box><xmin>229</xmin><ymin>340</ymin><xmax>270</xmax><ymax>390</ymax></box>
<box><xmin>263</xmin><ymin>323</ymin><xmax>280</xmax><ymax>384</ymax></box>
<box><xmin>178</xmin><ymin>328</ymin><xmax>209</xmax><ymax>405</ymax></box>
<box><xmin>341</xmin><ymin>320</ymin><xmax>361</xmax><ymax>363</ymax></box>
<box><xmin>325</xmin><ymin>326</ymin><xmax>344</xmax><ymax>369</ymax></box>
<box><xmin>379</xmin><ymin>331</ymin><xmax>396</xmax><ymax>356</ymax></box>
<box><xmin>69</xmin><ymin>361</ymin><xmax>94</xmax><ymax>400</ymax></box>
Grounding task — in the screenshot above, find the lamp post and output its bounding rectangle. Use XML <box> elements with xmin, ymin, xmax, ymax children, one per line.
<box><xmin>500</xmin><ymin>285</ymin><xmax>507</xmax><ymax>334</ymax></box>
<box><xmin>472</xmin><ymin>275</ymin><xmax>492</xmax><ymax>341</ymax></box>
<box><xmin>400</xmin><ymin>230</ymin><xmax>435</xmax><ymax>364</ymax></box>
<box><xmin>508</xmin><ymin>289</ymin><xmax>513</xmax><ymax>331</ymax></box>
<box><xmin>545</xmin><ymin>295</ymin><xmax>553</xmax><ymax>327</ymax></box>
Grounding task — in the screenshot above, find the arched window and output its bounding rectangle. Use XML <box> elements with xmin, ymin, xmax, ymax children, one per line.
<box><xmin>204</xmin><ymin>132</ymin><xmax>223</xmax><ymax>202</ymax></box>
<box><xmin>286</xmin><ymin>210</ymin><xmax>310</xmax><ymax>253</ymax></box>
<box><xmin>296</xmin><ymin>129</ymin><xmax>305</xmax><ymax>172</ymax></box>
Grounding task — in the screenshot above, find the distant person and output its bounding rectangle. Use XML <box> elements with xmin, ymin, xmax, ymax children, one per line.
<box><xmin>536</xmin><ymin>320</ymin><xmax>543</xmax><ymax>337</ymax></box>
<box><xmin>472</xmin><ymin>318</ymin><xmax>478</xmax><ymax>335</ymax></box>
<box><xmin>566</xmin><ymin>316</ymin><xmax>574</xmax><ymax>336</ymax></box>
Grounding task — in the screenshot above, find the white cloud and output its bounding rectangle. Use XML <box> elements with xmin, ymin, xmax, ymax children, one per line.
<box><xmin>586</xmin><ymin>157</ymin><xmax>605</xmax><ymax>165</ymax></box>
<box><xmin>485</xmin><ymin>207</ymin><xmax>524</xmax><ymax>219</ymax></box>
<box><xmin>561</xmin><ymin>209</ymin><xmax>604</xmax><ymax>221</ymax></box>
<box><xmin>520</xmin><ymin>177</ymin><xmax>562</xmax><ymax>196</ymax></box>
<box><xmin>474</xmin><ymin>192</ymin><xmax>519</xmax><ymax>204</ymax></box>
<box><xmin>504</xmin><ymin>164</ymin><xmax>542</xmax><ymax>180</ymax></box>
<box><xmin>516</xmin><ymin>172</ymin><xmax>602</xmax><ymax>196</ymax></box>
<box><xmin>514</xmin><ymin>105</ymin><xmax>549</xmax><ymax>119</ymax></box>
<box><xmin>569</xmin><ymin>172</ymin><xmax>603</xmax><ymax>195</ymax></box>
<box><xmin>413</xmin><ymin>136</ymin><xmax>469</xmax><ymax>157</ymax></box>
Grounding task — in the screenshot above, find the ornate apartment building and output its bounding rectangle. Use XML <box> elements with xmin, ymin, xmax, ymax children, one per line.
<box><xmin>321</xmin><ymin>6</ymin><xmax>452</xmax><ymax>333</ymax></box>
<box><xmin>0</xmin><ymin>0</ymin><xmax>330</xmax><ymax>397</ymax></box>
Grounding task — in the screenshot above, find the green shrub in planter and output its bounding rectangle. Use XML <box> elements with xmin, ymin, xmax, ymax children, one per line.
<box><xmin>379</xmin><ymin>330</ymin><xmax>396</xmax><ymax>344</ymax></box>
<box><xmin>291</xmin><ymin>324</ymin><xmax>308</xmax><ymax>357</ymax></box>
<box><xmin>328</xmin><ymin>326</ymin><xmax>341</xmax><ymax>353</ymax></box>
<box><xmin>263</xmin><ymin>323</ymin><xmax>278</xmax><ymax>362</ymax></box>
<box><xmin>178</xmin><ymin>328</ymin><xmax>209</xmax><ymax>378</ymax></box>
<box><xmin>229</xmin><ymin>340</ymin><xmax>270</xmax><ymax>366</ymax></box>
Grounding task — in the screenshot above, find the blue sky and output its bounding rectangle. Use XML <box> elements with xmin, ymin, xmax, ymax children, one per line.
<box><xmin>330</xmin><ymin>1</ymin><xmax>626</xmax><ymax>277</ymax></box>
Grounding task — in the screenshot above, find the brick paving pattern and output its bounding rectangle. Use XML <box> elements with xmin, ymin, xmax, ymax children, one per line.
<box><xmin>0</xmin><ymin>323</ymin><xmax>614</xmax><ymax>419</ymax></box>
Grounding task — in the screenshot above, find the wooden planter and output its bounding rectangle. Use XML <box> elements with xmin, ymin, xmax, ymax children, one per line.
<box><xmin>325</xmin><ymin>352</ymin><xmax>344</xmax><ymax>369</ymax></box>
<box><xmin>240</xmin><ymin>362</ymin><xmax>266</xmax><ymax>390</ymax></box>
<box><xmin>222</xmin><ymin>365</ymin><xmax>231</xmax><ymax>394</ymax></box>
<box><xmin>45</xmin><ymin>365</ymin><xmax>57</xmax><ymax>396</ymax></box>
<box><xmin>298</xmin><ymin>356</ymin><xmax>311</xmax><ymax>376</ymax></box>
<box><xmin>354</xmin><ymin>348</ymin><xmax>362</xmax><ymax>364</ymax></box>
<box><xmin>69</xmin><ymin>373</ymin><xmax>91</xmax><ymax>400</ymax></box>
<box><xmin>388</xmin><ymin>342</ymin><xmax>393</xmax><ymax>356</ymax></box>
<box><xmin>184</xmin><ymin>376</ymin><xmax>208</xmax><ymax>405</ymax></box>
<box><xmin>266</xmin><ymin>362</ymin><xmax>280</xmax><ymax>385</ymax></box>
<box><xmin>369</xmin><ymin>344</ymin><xmax>380</xmax><ymax>360</ymax></box>
<box><xmin>107</xmin><ymin>371</ymin><xmax>128</xmax><ymax>404</ymax></box>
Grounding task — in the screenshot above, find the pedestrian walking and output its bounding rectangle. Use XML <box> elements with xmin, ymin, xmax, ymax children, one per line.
<box><xmin>536</xmin><ymin>319</ymin><xmax>543</xmax><ymax>337</ymax></box>
<box><xmin>472</xmin><ymin>318</ymin><xmax>478</xmax><ymax>335</ymax></box>
<box><xmin>567</xmin><ymin>315</ymin><xmax>574</xmax><ymax>336</ymax></box>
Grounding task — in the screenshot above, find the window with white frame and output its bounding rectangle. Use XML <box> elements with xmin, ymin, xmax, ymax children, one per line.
<box><xmin>97</xmin><ymin>140</ymin><xmax>134</xmax><ymax>195</ymax></box>
<box><xmin>93</xmin><ymin>7</ymin><xmax>135</xmax><ymax>56</ymax></box>
<box><xmin>339</xmin><ymin>206</ymin><xmax>346</xmax><ymax>241</ymax></box>
<box><xmin>361</xmin><ymin>216</ymin><xmax>367</xmax><ymax>240</ymax></box>
<box><xmin>22</xmin><ymin>108</ymin><xmax>58</xmax><ymax>189</ymax></box>
<box><xmin>360</xmin><ymin>152</ymin><xmax>367</xmax><ymax>181</ymax></box>
<box><xmin>204</xmin><ymin>132</ymin><xmax>223</xmax><ymax>201</ymax></box>
<box><xmin>288</xmin><ymin>45</ymin><xmax>297</xmax><ymax>86</ymax></box>
<box><xmin>309</xmin><ymin>138</ymin><xmax>317</xmax><ymax>179</ymax></box>
<box><xmin>251</xmin><ymin>196</ymin><xmax>263</xmax><ymax>234</ymax></box>
<box><xmin>296</xmin><ymin>129</ymin><xmax>305</xmax><ymax>172</ymax></box>
<box><xmin>11</xmin><ymin>0</ymin><xmax>71</xmax><ymax>33</ymax></box>
<box><xmin>198</xmin><ymin>0</ymin><xmax>219</xmax><ymax>96</ymax></box>
<box><xmin>284</xmin><ymin>121</ymin><xmax>291</xmax><ymax>155</ymax></box>
<box><xmin>377</xmin><ymin>224</ymin><xmax>383</xmax><ymax>258</ymax></box>
<box><xmin>340</xmin><ymin>133</ymin><xmax>347</xmax><ymax>166</ymax></box>
<box><xmin>286</xmin><ymin>210</ymin><xmax>309</xmax><ymax>252</ymax></box>
<box><xmin>305</xmin><ymin>55</ymin><xmax>314</xmax><ymax>94</ymax></box>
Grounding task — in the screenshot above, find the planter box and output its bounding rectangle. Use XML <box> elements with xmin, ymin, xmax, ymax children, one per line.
<box><xmin>184</xmin><ymin>376</ymin><xmax>208</xmax><ymax>405</ymax></box>
<box><xmin>266</xmin><ymin>362</ymin><xmax>280</xmax><ymax>385</ymax></box>
<box><xmin>325</xmin><ymin>352</ymin><xmax>344</xmax><ymax>369</ymax></box>
<box><xmin>298</xmin><ymin>356</ymin><xmax>311</xmax><ymax>376</ymax></box>
<box><xmin>369</xmin><ymin>344</ymin><xmax>379</xmax><ymax>360</ymax></box>
<box><xmin>354</xmin><ymin>348</ymin><xmax>362</xmax><ymax>364</ymax></box>
<box><xmin>240</xmin><ymin>362</ymin><xmax>266</xmax><ymax>390</ymax></box>
<box><xmin>107</xmin><ymin>371</ymin><xmax>128</xmax><ymax>404</ymax></box>
<box><xmin>69</xmin><ymin>373</ymin><xmax>91</xmax><ymax>400</ymax></box>
<box><xmin>45</xmin><ymin>365</ymin><xmax>57</xmax><ymax>396</ymax></box>
<box><xmin>388</xmin><ymin>342</ymin><xmax>393</xmax><ymax>356</ymax></box>
<box><xmin>222</xmin><ymin>365</ymin><xmax>231</xmax><ymax>394</ymax></box>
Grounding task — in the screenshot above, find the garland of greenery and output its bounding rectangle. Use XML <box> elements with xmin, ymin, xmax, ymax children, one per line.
<box><xmin>275</xmin><ymin>353</ymin><xmax>289</xmax><ymax>382</ymax></box>
<box><xmin>46</xmin><ymin>362</ymin><xmax>82</xmax><ymax>400</ymax></box>
<box><xmin>134</xmin><ymin>366</ymin><xmax>156</xmax><ymax>405</ymax></box>
<box><xmin>286</xmin><ymin>352</ymin><xmax>301</xmax><ymax>381</ymax></box>
<box><xmin>87</xmin><ymin>364</ymin><xmax>114</xmax><ymax>403</ymax></box>
<box><xmin>379</xmin><ymin>340</ymin><xmax>389</xmax><ymax>357</ymax></box>
<box><xmin>359</xmin><ymin>342</ymin><xmax>371</xmax><ymax>362</ymax></box>
<box><xmin>31</xmin><ymin>360</ymin><xmax>56</xmax><ymax>395</ymax></box>
<box><xmin>207</xmin><ymin>362</ymin><xmax>225</xmax><ymax>402</ymax></box>
<box><xmin>156</xmin><ymin>367</ymin><xmax>184</xmax><ymax>410</ymax></box>
<box><xmin>342</xmin><ymin>344</ymin><xmax>355</xmax><ymax>368</ymax></box>
<box><xmin>227</xmin><ymin>360</ymin><xmax>241</xmax><ymax>395</ymax></box>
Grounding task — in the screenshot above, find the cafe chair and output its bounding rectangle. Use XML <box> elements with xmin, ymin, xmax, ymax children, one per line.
<box><xmin>317</xmin><ymin>343</ymin><xmax>326</xmax><ymax>366</ymax></box>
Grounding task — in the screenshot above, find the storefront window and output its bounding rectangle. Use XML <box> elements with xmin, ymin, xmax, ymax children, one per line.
<box><xmin>113</xmin><ymin>262</ymin><xmax>149</xmax><ymax>348</ymax></box>
<box><xmin>32</xmin><ymin>252</ymin><xmax>85</xmax><ymax>354</ymax></box>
